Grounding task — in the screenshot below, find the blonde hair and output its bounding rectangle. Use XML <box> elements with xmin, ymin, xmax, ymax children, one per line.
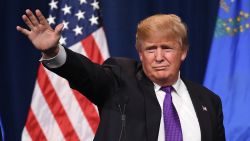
<box><xmin>136</xmin><ymin>14</ymin><xmax>189</xmax><ymax>51</ymax></box>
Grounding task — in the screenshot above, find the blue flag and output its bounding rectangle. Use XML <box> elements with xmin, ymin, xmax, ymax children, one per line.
<box><xmin>204</xmin><ymin>0</ymin><xmax>250</xmax><ymax>140</ymax></box>
<box><xmin>0</xmin><ymin>115</ymin><xmax>4</xmax><ymax>141</ymax></box>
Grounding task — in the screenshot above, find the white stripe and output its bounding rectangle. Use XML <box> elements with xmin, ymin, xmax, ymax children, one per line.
<box><xmin>92</xmin><ymin>27</ymin><xmax>110</xmax><ymax>60</ymax></box>
<box><xmin>31</xmin><ymin>81</ymin><xmax>65</xmax><ymax>141</ymax></box>
<box><xmin>21</xmin><ymin>127</ymin><xmax>32</xmax><ymax>141</ymax></box>
<box><xmin>44</xmin><ymin>68</ymin><xmax>95</xmax><ymax>141</ymax></box>
<box><xmin>69</xmin><ymin>41</ymin><xmax>87</xmax><ymax>56</ymax></box>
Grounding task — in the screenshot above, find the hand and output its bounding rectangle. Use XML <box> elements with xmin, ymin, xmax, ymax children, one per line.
<box><xmin>16</xmin><ymin>9</ymin><xmax>64</xmax><ymax>57</ymax></box>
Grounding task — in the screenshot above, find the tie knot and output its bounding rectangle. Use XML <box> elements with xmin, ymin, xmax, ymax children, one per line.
<box><xmin>160</xmin><ymin>86</ymin><xmax>172</xmax><ymax>94</ymax></box>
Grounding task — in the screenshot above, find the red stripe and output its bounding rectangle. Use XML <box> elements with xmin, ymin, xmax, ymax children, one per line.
<box><xmin>72</xmin><ymin>90</ymin><xmax>100</xmax><ymax>133</ymax></box>
<box><xmin>25</xmin><ymin>108</ymin><xmax>47</xmax><ymax>141</ymax></box>
<box><xmin>37</xmin><ymin>65</ymin><xmax>80</xmax><ymax>140</ymax></box>
<box><xmin>81</xmin><ymin>34</ymin><xmax>104</xmax><ymax>64</ymax></box>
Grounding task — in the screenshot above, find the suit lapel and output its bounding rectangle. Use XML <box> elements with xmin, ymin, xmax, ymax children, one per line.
<box><xmin>184</xmin><ymin>80</ymin><xmax>212</xmax><ymax>141</ymax></box>
<box><xmin>136</xmin><ymin>70</ymin><xmax>161</xmax><ymax>141</ymax></box>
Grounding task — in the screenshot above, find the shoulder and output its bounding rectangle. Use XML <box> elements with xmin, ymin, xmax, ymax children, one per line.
<box><xmin>103</xmin><ymin>57</ymin><xmax>140</xmax><ymax>73</ymax></box>
<box><xmin>104</xmin><ymin>57</ymin><xmax>139</xmax><ymax>66</ymax></box>
<box><xmin>183</xmin><ymin>79</ymin><xmax>222</xmax><ymax>103</ymax></box>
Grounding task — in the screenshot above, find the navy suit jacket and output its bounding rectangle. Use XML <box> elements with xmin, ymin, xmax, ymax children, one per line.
<box><xmin>47</xmin><ymin>47</ymin><xmax>225</xmax><ymax>141</ymax></box>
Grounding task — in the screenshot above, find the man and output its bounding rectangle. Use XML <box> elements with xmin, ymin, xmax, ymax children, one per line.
<box><xmin>17</xmin><ymin>9</ymin><xmax>225</xmax><ymax>141</ymax></box>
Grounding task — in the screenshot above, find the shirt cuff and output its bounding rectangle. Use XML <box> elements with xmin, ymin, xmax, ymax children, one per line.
<box><xmin>40</xmin><ymin>44</ymin><xmax>67</xmax><ymax>68</ymax></box>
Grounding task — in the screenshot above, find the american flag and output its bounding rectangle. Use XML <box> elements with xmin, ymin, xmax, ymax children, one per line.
<box><xmin>21</xmin><ymin>0</ymin><xmax>109</xmax><ymax>140</ymax></box>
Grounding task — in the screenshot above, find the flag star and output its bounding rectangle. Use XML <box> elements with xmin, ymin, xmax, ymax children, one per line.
<box><xmin>62</xmin><ymin>4</ymin><xmax>72</xmax><ymax>15</ymax></box>
<box><xmin>75</xmin><ymin>10</ymin><xmax>85</xmax><ymax>20</ymax></box>
<box><xmin>79</xmin><ymin>0</ymin><xmax>87</xmax><ymax>4</ymax></box>
<box><xmin>91</xmin><ymin>0</ymin><xmax>99</xmax><ymax>10</ymax></box>
<box><xmin>73</xmin><ymin>25</ymin><xmax>83</xmax><ymax>36</ymax></box>
<box><xmin>49</xmin><ymin>0</ymin><xmax>58</xmax><ymax>10</ymax></box>
<box><xmin>59</xmin><ymin>36</ymin><xmax>67</xmax><ymax>46</ymax></box>
<box><xmin>62</xmin><ymin>20</ymin><xmax>69</xmax><ymax>30</ymax></box>
<box><xmin>47</xmin><ymin>15</ymin><xmax>56</xmax><ymax>25</ymax></box>
<box><xmin>89</xmin><ymin>15</ymin><xmax>99</xmax><ymax>26</ymax></box>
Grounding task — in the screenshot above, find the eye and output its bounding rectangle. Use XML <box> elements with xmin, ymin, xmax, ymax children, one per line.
<box><xmin>145</xmin><ymin>46</ymin><xmax>156</xmax><ymax>53</ymax></box>
<box><xmin>162</xmin><ymin>45</ymin><xmax>173</xmax><ymax>52</ymax></box>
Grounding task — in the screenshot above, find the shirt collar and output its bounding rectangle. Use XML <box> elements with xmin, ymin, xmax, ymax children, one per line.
<box><xmin>154</xmin><ymin>72</ymin><xmax>182</xmax><ymax>96</ymax></box>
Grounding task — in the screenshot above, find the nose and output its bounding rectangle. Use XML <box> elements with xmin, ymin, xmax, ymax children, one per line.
<box><xmin>155</xmin><ymin>48</ymin><xmax>164</xmax><ymax>62</ymax></box>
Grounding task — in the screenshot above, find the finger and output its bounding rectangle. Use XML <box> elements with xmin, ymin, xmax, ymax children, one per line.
<box><xmin>35</xmin><ymin>9</ymin><xmax>51</xmax><ymax>28</ymax></box>
<box><xmin>55</xmin><ymin>23</ymin><xmax>64</xmax><ymax>35</ymax></box>
<box><xmin>26</xmin><ymin>9</ymin><xmax>39</xmax><ymax>26</ymax></box>
<box><xmin>22</xmin><ymin>15</ymin><xmax>34</xmax><ymax>30</ymax></box>
<box><xmin>16</xmin><ymin>26</ymin><xmax>30</xmax><ymax>36</ymax></box>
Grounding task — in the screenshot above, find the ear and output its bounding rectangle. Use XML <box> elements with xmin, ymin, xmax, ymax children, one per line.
<box><xmin>136</xmin><ymin>44</ymin><xmax>143</xmax><ymax>61</ymax></box>
<box><xmin>139</xmin><ymin>51</ymin><xmax>143</xmax><ymax>61</ymax></box>
<box><xmin>181</xmin><ymin>48</ymin><xmax>188</xmax><ymax>61</ymax></box>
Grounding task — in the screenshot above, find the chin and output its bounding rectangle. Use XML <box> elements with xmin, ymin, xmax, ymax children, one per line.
<box><xmin>155</xmin><ymin>72</ymin><xmax>175</xmax><ymax>81</ymax></box>
<box><xmin>154</xmin><ymin>75</ymin><xmax>169</xmax><ymax>82</ymax></box>
<box><xmin>156</xmin><ymin>73</ymin><xmax>170</xmax><ymax>79</ymax></box>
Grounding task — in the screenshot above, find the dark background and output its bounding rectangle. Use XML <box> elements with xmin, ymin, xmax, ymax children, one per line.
<box><xmin>1</xmin><ymin>0</ymin><xmax>219</xmax><ymax>140</ymax></box>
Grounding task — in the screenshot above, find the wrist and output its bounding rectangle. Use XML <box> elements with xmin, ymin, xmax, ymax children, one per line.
<box><xmin>42</xmin><ymin>45</ymin><xmax>60</xmax><ymax>59</ymax></box>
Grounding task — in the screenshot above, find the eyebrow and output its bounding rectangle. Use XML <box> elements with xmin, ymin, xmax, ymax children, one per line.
<box><xmin>145</xmin><ymin>45</ymin><xmax>157</xmax><ymax>50</ymax></box>
<box><xmin>145</xmin><ymin>44</ymin><xmax>173</xmax><ymax>50</ymax></box>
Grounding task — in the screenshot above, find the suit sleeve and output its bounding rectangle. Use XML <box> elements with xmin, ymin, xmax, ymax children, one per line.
<box><xmin>43</xmin><ymin>47</ymin><xmax>118</xmax><ymax>106</ymax></box>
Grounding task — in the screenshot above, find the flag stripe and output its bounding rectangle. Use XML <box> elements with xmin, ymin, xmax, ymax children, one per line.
<box><xmin>81</xmin><ymin>34</ymin><xmax>104</xmax><ymax>64</ymax></box>
<box><xmin>44</xmin><ymin>68</ymin><xmax>95</xmax><ymax>140</ymax></box>
<box><xmin>25</xmin><ymin>108</ymin><xmax>47</xmax><ymax>141</ymax></box>
<box><xmin>92</xmin><ymin>28</ymin><xmax>110</xmax><ymax>60</ymax></box>
<box><xmin>31</xmin><ymin>80</ymin><xmax>65</xmax><ymax>140</ymax></box>
<box><xmin>73</xmin><ymin>90</ymin><xmax>100</xmax><ymax>133</ymax></box>
<box><xmin>22</xmin><ymin>127</ymin><xmax>33</xmax><ymax>141</ymax></box>
<box><xmin>37</xmin><ymin>65</ymin><xmax>79</xmax><ymax>140</ymax></box>
<box><xmin>70</xmin><ymin>42</ymin><xmax>87</xmax><ymax>57</ymax></box>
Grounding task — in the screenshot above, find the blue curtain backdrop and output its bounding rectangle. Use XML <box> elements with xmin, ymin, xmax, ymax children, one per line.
<box><xmin>204</xmin><ymin>0</ymin><xmax>250</xmax><ymax>140</ymax></box>
<box><xmin>1</xmin><ymin>0</ymin><xmax>219</xmax><ymax>140</ymax></box>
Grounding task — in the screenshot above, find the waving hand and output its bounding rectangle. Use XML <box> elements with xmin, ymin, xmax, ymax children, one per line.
<box><xmin>16</xmin><ymin>9</ymin><xmax>64</xmax><ymax>57</ymax></box>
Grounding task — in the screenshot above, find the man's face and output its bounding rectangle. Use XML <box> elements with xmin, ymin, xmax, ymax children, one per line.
<box><xmin>138</xmin><ymin>34</ymin><xmax>187</xmax><ymax>86</ymax></box>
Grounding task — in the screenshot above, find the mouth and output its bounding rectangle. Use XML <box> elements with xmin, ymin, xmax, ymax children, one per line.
<box><xmin>153</xmin><ymin>66</ymin><xmax>167</xmax><ymax>70</ymax></box>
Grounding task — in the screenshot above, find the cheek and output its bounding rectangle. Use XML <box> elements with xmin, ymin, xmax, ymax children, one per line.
<box><xmin>142</xmin><ymin>53</ymin><xmax>154</xmax><ymax>63</ymax></box>
<box><xmin>141</xmin><ymin>55</ymin><xmax>155</xmax><ymax>71</ymax></box>
<box><xmin>165</xmin><ymin>54</ymin><xmax>182</xmax><ymax>69</ymax></box>
<box><xmin>164</xmin><ymin>53</ymin><xmax>176</xmax><ymax>62</ymax></box>
<box><xmin>169</xmin><ymin>52</ymin><xmax>182</xmax><ymax>61</ymax></box>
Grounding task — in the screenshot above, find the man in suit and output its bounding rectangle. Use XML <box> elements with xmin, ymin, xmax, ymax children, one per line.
<box><xmin>17</xmin><ymin>9</ymin><xmax>225</xmax><ymax>141</ymax></box>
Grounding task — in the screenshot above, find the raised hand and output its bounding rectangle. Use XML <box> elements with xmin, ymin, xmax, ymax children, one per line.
<box><xmin>16</xmin><ymin>9</ymin><xmax>64</xmax><ymax>57</ymax></box>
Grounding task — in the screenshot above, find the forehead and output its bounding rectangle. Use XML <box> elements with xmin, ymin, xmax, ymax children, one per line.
<box><xmin>140</xmin><ymin>34</ymin><xmax>180</xmax><ymax>48</ymax></box>
<box><xmin>143</xmin><ymin>28</ymin><xmax>180</xmax><ymax>40</ymax></box>
<box><xmin>141</xmin><ymin>40</ymin><xmax>178</xmax><ymax>47</ymax></box>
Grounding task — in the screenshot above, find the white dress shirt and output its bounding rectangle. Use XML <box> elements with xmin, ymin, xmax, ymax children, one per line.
<box><xmin>154</xmin><ymin>76</ymin><xmax>201</xmax><ymax>141</ymax></box>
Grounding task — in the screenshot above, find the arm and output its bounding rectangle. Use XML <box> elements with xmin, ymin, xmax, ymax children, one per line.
<box><xmin>46</xmin><ymin>47</ymin><xmax>117</xmax><ymax>105</ymax></box>
<box><xmin>17</xmin><ymin>9</ymin><xmax>117</xmax><ymax>106</ymax></box>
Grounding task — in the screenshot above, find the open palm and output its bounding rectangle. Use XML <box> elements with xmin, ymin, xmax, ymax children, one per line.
<box><xmin>17</xmin><ymin>9</ymin><xmax>63</xmax><ymax>55</ymax></box>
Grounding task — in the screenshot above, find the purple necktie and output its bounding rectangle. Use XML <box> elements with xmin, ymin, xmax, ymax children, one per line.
<box><xmin>161</xmin><ymin>86</ymin><xmax>183</xmax><ymax>141</ymax></box>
